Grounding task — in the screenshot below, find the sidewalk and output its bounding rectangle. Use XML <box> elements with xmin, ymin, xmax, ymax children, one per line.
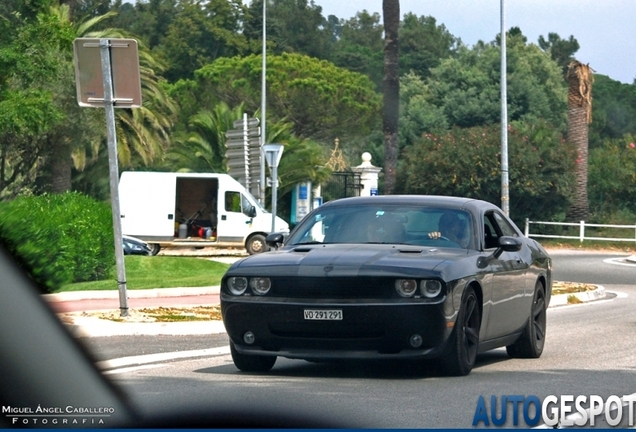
<box><xmin>45</xmin><ymin>286</ymin><xmax>224</xmax><ymax>337</ymax></box>
<box><xmin>45</xmin><ymin>283</ymin><xmax>607</xmax><ymax>338</ymax></box>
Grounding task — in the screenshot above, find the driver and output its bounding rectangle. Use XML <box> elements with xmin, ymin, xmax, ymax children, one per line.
<box><xmin>428</xmin><ymin>212</ymin><xmax>470</xmax><ymax>247</ymax></box>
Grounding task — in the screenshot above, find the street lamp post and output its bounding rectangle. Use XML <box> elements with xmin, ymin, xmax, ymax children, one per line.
<box><xmin>500</xmin><ymin>0</ymin><xmax>509</xmax><ymax>216</ymax></box>
<box><xmin>260</xmin><ymin>0</ymin><xmax>267</xmax><ymax>206</ymax></box>
<box><xmin>263</xmin><ymin>143</ymin><xmax>284</xmax><ymax>232</ymax></box>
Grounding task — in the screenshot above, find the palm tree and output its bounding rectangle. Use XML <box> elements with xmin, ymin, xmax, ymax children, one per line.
<box><xmin>566</xmin><ymin>60</ymin><xmax>593</xmax><ymax>221</ymax></box>
<box><xmin>382</xmin><ymin>0</ymin><xmax>400</xmax><ymax>194</ymax></box>
<box><xmin>45</xmin><ymin>3</ymin><xmax>176</xmax><ymax>193</ymax></box>
<box><xmin>163</xmin><ymin>102</ymin><xmax>246</xmax><ymax>173</ymax></box>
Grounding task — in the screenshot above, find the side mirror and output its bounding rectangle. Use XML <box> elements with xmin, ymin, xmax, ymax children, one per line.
<box><xmin>265</xmin><ymin>232</ymin><xmax>285</xmax><ymax>249</ymax></box>
<box><xmin>493</xmin><ymin>236</ymin><xmax>522</xmax><ymax>258</ymax></box>
<box><xmin>247</xmin><ymin>206</ymin><xmax>257</xmax><ymax>218</ymax></box>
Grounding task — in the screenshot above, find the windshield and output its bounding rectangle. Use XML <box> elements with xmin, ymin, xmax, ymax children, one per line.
<box><xmin>287</xmin><ymin>204</ymin><xmax>474</xmax><ymax>249</ymax></box>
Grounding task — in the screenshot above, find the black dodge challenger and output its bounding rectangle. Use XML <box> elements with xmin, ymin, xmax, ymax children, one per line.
<box><xmin>220</xmin><ymin>195</ymin><xmax>552</xmax><ymax>376</ymax></box>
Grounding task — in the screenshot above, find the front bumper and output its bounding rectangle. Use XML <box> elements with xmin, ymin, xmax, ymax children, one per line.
<box><xmin>221</xmin><ymin>296</ymin><xmax>456</xmax><ymax>360</ymax></box>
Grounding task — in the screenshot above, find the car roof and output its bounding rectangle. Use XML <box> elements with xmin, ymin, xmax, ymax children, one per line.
<box><xmin>320</xmin><ymin>195</ymin><xmax>498</xmax><ymax>213</ymax></box>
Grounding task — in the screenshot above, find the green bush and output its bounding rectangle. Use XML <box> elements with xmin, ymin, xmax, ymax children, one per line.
<box><xmin>398</xmin><ymin>121</ymin><xmax>576</xmax><ymax>227</ymax></box>
<box><xmin>588</xmin><ymin>136</ymin><xmax>636</xmax><ymax>218</ymax></box>
<box><xmin>0</xmin><ymin>192</ymin><xmax>114</xmax><ymax>292</ymax></box>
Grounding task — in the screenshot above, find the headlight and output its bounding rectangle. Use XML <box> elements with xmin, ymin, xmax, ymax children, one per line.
<box><xmin>395</xmin><ymin>279</ymin><xmax>417</xmax><ymax>297</ymax></box>
<box><xmin>421</xmin><ymin>279</ymin><xmax>443</xmax><ymax>298</ymax></box>
<box><xmin>249</xmin><ymin>277</ymin><xmax>272</xmax><ymax>295</ymax></box>
<box><xmin>227</xmin><ymin>277</ymin><xmax>248</xmax><ymax>295</ymax></box>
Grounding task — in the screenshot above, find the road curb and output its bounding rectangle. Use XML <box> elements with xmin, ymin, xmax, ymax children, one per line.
<box><xmin>44</xmin><ymin>286</ymin><xmax>220</xmax><ymax>302</ymax></box>
<box><xmin>63</xmin><ymin>315</ymin><xmax>226</xmax><ymax>337</ymax></box>
<box><xmin>548</xmin><ymin>285</ymin><xmax>606</xmax><ymax>307</ymax></box>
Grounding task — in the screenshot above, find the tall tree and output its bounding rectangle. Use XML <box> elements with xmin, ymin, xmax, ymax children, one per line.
<box><xmin>382</xmin><ymin>0</ymin><xmax>399</xmax><ymax>195</ymax></box>
<box><xmin>192</xmin><ymin>53</ymin><xmax>381</xmax><ymax>141</ymax></box>
<box><xmin>330</xmin><ymin>11</ymin><xmax>384</xmax><ymax>89</ymax></box>
<box><xmin>243</xmin><ymin>0</ymin><xmax>333</xmax><ymax>59</ymax></box>
<box><xmin>399</xmin><ymin>13</ymin><xmax>458</xmax><ymax>79</ymax></box>
<box><xmin>43</xmin><ymin>4</ymin><xmax>176</xmax><ymax>193</ymax></box>
<box><xmin>158</xmin><ymin>0</ymin><xmax>247</xmax><ymax>82</ymax></box>
<box><xmin>566</xmin><ymin>60</ymin><xmax>594</xmax><ymax>221</ymax></box>
<box><xmin>538</xmin><ymin>32</ymin><xmax>580</xmax><ymax>77</ymax></box>
<box><xmin>424</xmin><ymin>35</ymin><xmax>567</xmax><ymax>131</ymax></box>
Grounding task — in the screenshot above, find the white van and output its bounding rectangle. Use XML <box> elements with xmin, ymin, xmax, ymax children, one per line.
<box><xmin>118</xmin><ymin>171</ymin><xmax>289</xmax><ymax>255</ymax></box>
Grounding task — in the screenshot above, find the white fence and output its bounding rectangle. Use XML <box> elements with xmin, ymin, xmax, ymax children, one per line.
<box><xmin>524</xmin><ymin>219</ymin><xmax>636</xmax><ymax>244</ymax></box>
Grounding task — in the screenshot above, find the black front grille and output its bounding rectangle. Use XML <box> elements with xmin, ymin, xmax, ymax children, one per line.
<box><xmin>270</xmin><ymin>277</ymin><xmax>394</xmax><ymax>299</ymax></box>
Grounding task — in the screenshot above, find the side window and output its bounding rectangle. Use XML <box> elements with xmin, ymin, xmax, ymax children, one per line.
<box><xmin>484</xmin><ymin>211</ymin><xmax>518</xmax><ymax>249</ymax></box>
<box><xmin>241</xmin><ymin>195</ymin><xmax>255</xmax><ymax>217</ymax></box>
<box><xmin>493</xmin><ymin>212</ymin><xmax>518</xmax><ymax>237</ymax></box>
<box><xmin>484</xmin><ymin>212</ymin><xmax>499</xmax><ymax>249</ymax></box>
<box><xmin>225</xmin><ymin>191</ymin><xmax>241</xmax><ymax>213</ymax></box>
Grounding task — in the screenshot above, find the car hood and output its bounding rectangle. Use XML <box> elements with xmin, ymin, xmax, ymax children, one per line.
<box><xmin>227</xmin><ymin>244</ymin><xmax>476</xmax><ymax>280</ymax></box>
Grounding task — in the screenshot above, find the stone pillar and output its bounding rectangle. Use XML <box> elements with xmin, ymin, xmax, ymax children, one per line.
<box><xmin>353</xmin><ymin>152</ymin><xmax>382</xmax><ymax>196</ymax></box>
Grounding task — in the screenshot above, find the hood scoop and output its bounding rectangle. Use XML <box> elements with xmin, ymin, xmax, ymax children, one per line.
<box><xmin>292</xmin><ymin>246</ymin><xmax>314</xmax><ymax>253</ymax></box>
<box><xmin>397</xmin><ymin>247</ymin><xmax>425</xmax><ymax>254</ymax></box>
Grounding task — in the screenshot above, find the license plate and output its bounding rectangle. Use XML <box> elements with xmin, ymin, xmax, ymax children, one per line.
<box><xmin>303</xmin><ymin>309</ymin><xmax>343</xmax><ymax>320</ymax></box>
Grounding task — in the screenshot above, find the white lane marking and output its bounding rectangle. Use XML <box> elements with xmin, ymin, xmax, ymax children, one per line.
<box><xmin>603</xmin><ymin>257</ymin><xmax>636</xmax><ymax>267</ymax></box>
<box><xmin>97</xmin><ymin>346</ymin><xmax>230</xmax><ymax>370</ymax></box>
<box><xmin>103</xmin><ymin>364</ymin><xmax>165</xmax><ymax>375</ymax></box>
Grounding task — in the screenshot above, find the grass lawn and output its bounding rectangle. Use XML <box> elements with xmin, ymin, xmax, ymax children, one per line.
<box><xmin>57</xmin><ymin>256</ymin><xmax>230</xmax><ymax>292</ymax></box>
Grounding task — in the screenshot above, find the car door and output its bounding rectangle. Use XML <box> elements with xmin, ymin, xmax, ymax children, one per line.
<box><xmin>482</xmin><ymin>211</ymin><xmax>530</xmax><ymax>340</ymax></box>
<box><xmin>217</xmin><ymin>191</ymin><xmax>255</xmax><ymax>243</ymax></box>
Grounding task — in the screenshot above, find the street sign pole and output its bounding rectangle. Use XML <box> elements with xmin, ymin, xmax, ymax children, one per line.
<box><xmin>74</xmin><ymin>37</ymin><xmax>141</xmax><ymax>318</ymax></box>
<box><xmin>242</xmin><ymin>113</ymin><xmax>250</xmax><ymax>189</ymax></box>
<box><xmin>100</xmin><ymin>39</ymin><xmax>128</xmax><ymax>317</ymax></box>
<box><xmin>264</xmin><ymin>144</ymin><xmax>284</xmax><ymax>232</ymax></box>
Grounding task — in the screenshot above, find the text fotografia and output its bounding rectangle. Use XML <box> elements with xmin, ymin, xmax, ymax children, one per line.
<box><xmin>3</xmin><ymin>405</ymin><xmax>114</xmax><ymax>426</ymax></box>
<box><xmin>473</xmin><ymin>395</ymin><xmax>636</xmax><ymax>427</ymax></box>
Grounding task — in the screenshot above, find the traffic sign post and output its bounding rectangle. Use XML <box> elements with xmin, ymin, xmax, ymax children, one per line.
<box><xmin>263</xmin><ymin>143</ymin><xmax>284</xmax><ymax>232</ymax></box>
<box><xmin>225</xmin><ymin>114</ymin><xmax>261</xmax><ymax>197</ymax></box>
<box><xmin>73</xmin><ymin>38</ymin><xmax>142</xmax><ymax>317</ymax></box>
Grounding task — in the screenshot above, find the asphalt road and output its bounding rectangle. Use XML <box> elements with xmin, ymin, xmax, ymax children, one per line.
<box><xmin>77</xmin><ymin>249</ymin><xmax>636</xmax><ymax>428</ymax></box>
<box><xmin>549</xmin><ymin>249</ymin><xmax>636</xmax><ymax>285</ymax></box>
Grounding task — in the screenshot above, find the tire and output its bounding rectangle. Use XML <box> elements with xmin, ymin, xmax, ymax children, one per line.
<box><xmin>440</xmin><ymin>286</ymin><xmax>481</xmax><ymax>376</ymax></box>
<box><xmin>506</xmin><ymin>281</ymin><xmax>547</xmax><ymax>358</ymax></box>
<box><xmin>149</xmin><ymin>243</ymin><xmax>161</xmax><ymax>256</ymax></box>
<box><xmin>230</xmin><ymin>341</ymin><xmax>276</xmax><ymax>372</ymax></box>
<box><xmin>246</xmin><ymin>234</ymin><xmax>267</xmax><ymax>255</ymax></box>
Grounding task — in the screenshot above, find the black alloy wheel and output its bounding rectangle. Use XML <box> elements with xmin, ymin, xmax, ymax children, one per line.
<box><xmin>440</xmin><ymin>286</ymin><xmax>481</xmax><ymax>376</ymax></box>
<box><xmin>230</xmin><ymin>341</ymin><xmax>277</xmax><ymax>372</ymax></box>
<box><xmin>506</xmin><ymin>281</ymin><xmax>547</xmax><ymax>358</ymax></box>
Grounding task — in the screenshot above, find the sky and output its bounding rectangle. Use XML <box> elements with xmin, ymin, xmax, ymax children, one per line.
<box><xmin>312</xmin><ymin>0</ymin><xmax>636</xmax><ymax>84</ymax></box>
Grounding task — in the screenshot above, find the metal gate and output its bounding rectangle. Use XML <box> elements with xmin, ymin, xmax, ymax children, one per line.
<box><xmin>321</xmin><ymin>171</ymin><xmax>362</xmax><ymax>203</ymax></box>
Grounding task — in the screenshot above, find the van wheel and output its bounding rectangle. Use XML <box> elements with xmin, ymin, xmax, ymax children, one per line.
<box><xmin>149</xmin><ymin>243</ymin><xmax>161</xmax><ymax>256</ymax></box>
<box><xmin>246</xmin><ymin>234</ymin><xmax>267</xmax><ymax>254</ymax></box>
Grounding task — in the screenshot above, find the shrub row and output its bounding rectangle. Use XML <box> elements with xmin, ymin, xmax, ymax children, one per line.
<box><xmin>0</xmin><ymin>192</ymin><xmax>115</xmax><ymax>292</ymax></box>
